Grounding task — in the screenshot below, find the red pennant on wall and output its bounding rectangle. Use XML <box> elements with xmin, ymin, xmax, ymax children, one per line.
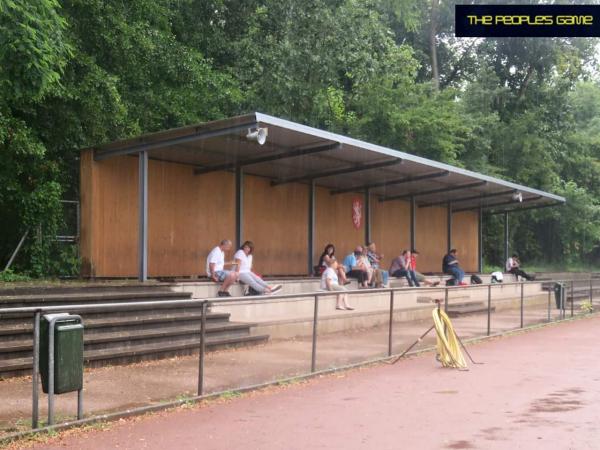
<box><xmin>352</xmin><ymin>197</ymin><xmax>363</xmax><ymax>229</ymax></box>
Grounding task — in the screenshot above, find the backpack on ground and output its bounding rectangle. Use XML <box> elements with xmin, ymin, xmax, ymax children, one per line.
<box><xmin>491</xmin><ymin>271</ymin><xmax>504</xmax><ymax>283</ymax></box>
<box><xmin>470</xmin><ymin>274</ymin><xmax>483</xmax><ymax>284</ymax></box>
<box><xmin>445</xmin><ymin>278</ymin><xmax>456</xmax><ymax>286</ymax></box>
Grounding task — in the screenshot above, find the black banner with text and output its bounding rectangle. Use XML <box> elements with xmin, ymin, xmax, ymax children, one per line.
<box><xmin>455</xmin><ymin>4</ymin><xmax>600</xmax><ymax>37</ymax></box>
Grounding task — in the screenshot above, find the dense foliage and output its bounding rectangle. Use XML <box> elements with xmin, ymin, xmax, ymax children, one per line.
<box><xmin>1</xmin><ymin>0</ymin><xmax>599</xmax><ymax>276</ymax></box>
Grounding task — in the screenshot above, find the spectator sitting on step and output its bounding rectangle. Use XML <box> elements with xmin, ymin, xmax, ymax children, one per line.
<box><xmin>342</xmin><ymin>246</ymin><xmax>370</xmax><ymax>288</ymax></box>
<box><xmin>506</xmin><ymin>254</ymin><xmax>535</xmax><ymax>281</ymax></box>
<box><xmin>410</xmin><ymin>250</ymin><xmax>440</xmax><ymax>287</ymax></box>
<box><xmin>389</xmin><ymin>250</ymin><xmax>419</xmax><ymax>287</ymax></box>
<box><xmin>442</xmin><ymin>249</ymin><xmax>466</xmax><ymax>286</ymax></box>
<box><xmin>321</xmin><ymin>259</ymin><xmax>354</xmax><ymax>310</ymax></box>
<box><xmin>233</xmin><ymin>241</ymin><xmax>282</xmax><ymax>295</ymax></box>
<box><xmin>317</xmin><ymin>244</ymin><xmax>349</xmax><ymax>285</ymax></box>
<box><xmin>206</xmin><ymin>239</ymin><xmax>239</xmax><ymax>297</ymax></box>
<box><xmin>366</xmin><ymin>242</ymin><xmax>389</xmax><ymax>288</ymax></box>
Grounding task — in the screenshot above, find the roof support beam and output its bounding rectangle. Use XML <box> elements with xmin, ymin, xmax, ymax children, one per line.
<box><xmin>418</xmin><ymin>189</ymin><xmax>516</xmax><ymax>208</ymax></box>
<box><xmin>410</xmin><ymin>196</ymin><xmax>416</xmax><ymax>251</ymax></box>
<box><xmin>365</xmin><ymin>189</ymin><xmax>371</xmax><ymax>244</ymax></box>
<box><xmin>329</xmin><ymin>170</ymin><xmax>449</xmax><ymax>196</ymax></box>
<box><xmin>447</xmin><ymin>202</ymin><xmax>453</xmax><ymax>252</ymax></box>
<box><xmin>95</xmin><ymin>122</ymin><xmax>257</xmax><ymax>161</ymax></box>
<box><xmin>379</xmin><ymin>181</ymin><xmax>487</xmax><ymax>203</ymax></box>
<box><xmin>504</xmin><ymin>211</ymin><xmax>509</xmax><ymax>266</ymax></box>
<box><xmin>453</xmin><ymin>195</ymin><xmax>543</xmax><ymax>213</ymax></box>
<box><xmin>235</xmin><ymin>167</ymin><xmax>244</xmax><ymax>249</ymax></box>
<box><xmin>194</xmin><ymin>142</ymin><xmax>341</xmax><ymax>175</ymax></box>
<box><xmin>270</xmin><ymin>159</ymin><xmax>402</xmax><ymax>187</ymax></box>
<box><xmin>307</xmin><ymin>180</ymin><xmax>316</xmax><ymax>276</ymax></box>
<box><xmin>138</xmin><ymin>151</ymin><xmax>148</xmax><ymax>282</ymax></box>
<box><xmin>488</xmin><ymin>201</ymin><xmax>564</xmax><ymax>215</ymax></box>
<box><xmin>478</xmin><ymin>207</ymin><xmax>483</xmax><ymax>273</ymax></box>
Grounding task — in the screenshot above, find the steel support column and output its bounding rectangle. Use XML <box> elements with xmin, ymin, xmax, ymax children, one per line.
<box><xmin>365</xmin><ymin>188</ymin><xmax>371</xmax><ymax>244</ymax></box>
<box><xmin>410</xmin><ymin>196</ymin><xmax>416</xmax><ymax>251</ymax></box>
<box><xmin>447</xmin><ymin>202</ymin><xmax>453</xmax><ymax>252</ymax></box>
<box><xmin>503</xmin><ymin>211</ymin><xmax>509</xmax><ymax>266</ymax></box>
<box><xmin>235</xmin><ymin>167</ymin><xmax>244</xmax><ymax>249</ymax></box>
<box><xmin>308</xmin><ymin>180</ymin><xmax>316</xmax><ymax>275</ymax></box>
<box><xmin>138</xmin><ymin>151</ymin><xmax>148</xmax><ymax>282</ymax></box>
<box><xmin>478</xmin><ymin>207</ymin><xmax>483</xmax><ymax>273</ymax></box>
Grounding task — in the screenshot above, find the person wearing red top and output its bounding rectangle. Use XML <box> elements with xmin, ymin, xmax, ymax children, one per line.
<box><xmin>411</xmin><ymin>249</ymin><xmax>440</xmax><ymax>287</ymax></box>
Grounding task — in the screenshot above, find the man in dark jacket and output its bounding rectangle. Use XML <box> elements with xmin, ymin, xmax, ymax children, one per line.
<box><xmin>442</xmin><ymin>249</ymin><xmax>466</xmax><ymax>285</ymax></box>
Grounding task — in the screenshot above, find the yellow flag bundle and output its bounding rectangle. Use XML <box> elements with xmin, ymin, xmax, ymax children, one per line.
<box><xmin>432</xmin><ymin>308</ymin><xmax>467</xmax><ymax>369</ymax></box>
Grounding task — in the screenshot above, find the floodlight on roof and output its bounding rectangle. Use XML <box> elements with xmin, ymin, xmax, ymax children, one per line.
<box><xmin>512</xmin><ymin>192</ymin><xmax>523</xmax><ymax>202</ymax></box>
<box><xmin>246</xmin><ymin>127</ymin><xmax>268</xmax><ymax>145</ymax></box>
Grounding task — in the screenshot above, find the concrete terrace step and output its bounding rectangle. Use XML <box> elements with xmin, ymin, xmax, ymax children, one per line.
<box><xmin>0</xmin><ymin>311</ymin><xmax>232</xmax><ymax>340</ymax></box>
<box><xmin>0</xmin><ymin>321</ymin><xmax>258</xmax><ymax>357</ymax></box>
<box><xmin>0</xmin><ymin>334</ymin><xmax>270</xmax><ymax>376</ymax></box>
<box><xmin>0</xmin><ymin>284</ymin><xmax>271</xmax><ymax>378</ymax></box>
<box><xmin>0</xmin><ymin>282</ymin><xmax>179</xmax><ymax>297</ymax></box>
<box><xmin>0</xmin><ymin>290</ymin><xmax>192</xmax><ymax>306</ymax></box>
<box><xmin>446</xmin><ymin>302</ymin><xmax>496</xmax><ymax>317</ymax></box>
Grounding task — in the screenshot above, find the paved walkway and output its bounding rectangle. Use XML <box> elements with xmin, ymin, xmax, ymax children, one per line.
<box><xmin>19</xmin><ymin>314</ymin><xmax>600</xmax><ymax>449</ymax></box>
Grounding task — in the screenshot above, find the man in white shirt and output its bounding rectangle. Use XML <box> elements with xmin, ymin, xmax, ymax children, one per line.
<box><xmin>206</xmin><ymin>239</ymin><xmax>238</xmax><ymax>297</ymax></box>
<box><xmin>505</xmin><ymin>254</ymin><xmax>535</xmax><ymax>281</ymax></box>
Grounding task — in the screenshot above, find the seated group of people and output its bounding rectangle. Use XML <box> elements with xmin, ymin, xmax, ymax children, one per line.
<box><xmin>318</xmin><ymin>244</ymin><xmax>440</xmax><ymax>288</ymax></box>
<box><xmin>207</xmin><ymin>239</ymin><xmax>535</xmax><ymax>300</ymax></box>
<box><xmin>443</xmin><ymin>248</ymin><xmax>534</xmax><ymax>285</ymax></box>
<box><xmin>206</xmin><ymin>239</ymin><xmax>282</xmax><ymax>297</ymax></box>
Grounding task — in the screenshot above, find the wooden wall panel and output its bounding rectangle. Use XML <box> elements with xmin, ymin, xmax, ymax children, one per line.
<box><xmin>370</xmin><ymin>198</ymin><xmax>410</xmax><ymax>271</ymax></box>
<box><xmin>81</xmin><ymin>153</ymin><xmax>481</xmax><ymax>277</ymax></box>
<box><xmin>415</xmin><ymin>206</ymin><xmax>447</xmax><ymax>273</ymax></box>
<box><xmin>92</xmin><ymin>155</ymin><xmax>138</xmax><ymax>277</ymax></box>
<box><xmin>314</xmin><ymin>188</ymin><xmax>364</xmax><ymax>265</ymax></box>
<box><xmin>243</xmin><ymin>176</ymin><xmax>308</xmax><ymax>275</ymax></box>
<box><xmin>148</xmin><ymin>161</ymin><xmax>235</xmax><ymax>277</ymax></box>
<box><xmin>84</xmin><ymin>155</ymin><xmax>235</xmax><ymax>277</ymax></box>
<box><xmin>451</xmin><ymin>211</ymin><xmax>478</xmax><ymax>273</ymax></box>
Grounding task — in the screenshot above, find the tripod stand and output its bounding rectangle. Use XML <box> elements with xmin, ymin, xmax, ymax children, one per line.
<box><xmin>388</xmin><ymin>300</ymin><xmax>483</xmax><ymax>367</ymax></box>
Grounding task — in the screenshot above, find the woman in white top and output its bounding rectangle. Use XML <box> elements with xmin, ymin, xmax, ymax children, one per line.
<box><xmin>234</xmin><ymin>241</ymin><xmax>282</xmax><ymax>295</ymax></box>
<box><xmin>321</xmin><ymin>259</ymin><xmax>354</xmax><ymax>310</ymax></box>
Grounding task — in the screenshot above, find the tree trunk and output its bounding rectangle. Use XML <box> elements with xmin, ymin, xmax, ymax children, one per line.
<box><xmin>429</xmin><ymin>0</ymin><xmax>440</xmax><ymax>91</ymax></box>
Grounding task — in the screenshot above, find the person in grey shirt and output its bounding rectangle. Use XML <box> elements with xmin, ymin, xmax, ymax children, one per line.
<box><xmin>389</xmin><ymin>250</ymin><xmax>419</xmax><ymax>287</ymax></box>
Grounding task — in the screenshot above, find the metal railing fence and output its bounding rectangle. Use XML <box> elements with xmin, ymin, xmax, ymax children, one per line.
<box><xmin>0</xmin><ymin>277</ymin><xmax>596</xmax><ymax>434</ymax></box>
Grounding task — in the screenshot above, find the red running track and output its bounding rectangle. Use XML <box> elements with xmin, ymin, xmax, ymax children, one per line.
<box><xmin>31</xmin><ymin>316</ymin><xmax>600</xmax><ymax>450</ymax></box>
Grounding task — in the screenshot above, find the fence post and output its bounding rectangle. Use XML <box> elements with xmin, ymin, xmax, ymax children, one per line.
<box><xmin>388</xmin><ymin>291</ymin><xmax>394</xmax><ymax>357</ymax></box>
<box><xmin>487</xmin><ymin>284</ymin><xmax>491</xmax><ymax>336</ymax></box>
<box><xmin>571</xmin><ymin>280</ymin><xmax>575</xmax><ymax>317</ymax></box>
<box><xmin>197</xmin><ymin>301</ymin><xmax>207</xmax><ymax>396</ymax></box>
<box><xmin>590</xmin><ymin>278</ymin><xmax>593</xmax><ymax>308</ymax></box>
<box><xmin>311</xmin><ymin>295</ymin><xmax>319</xmax><ymax>373</ymax></box>
<box><xmin>32</xmin><ymin>311</ymin><xmax>41</xmax><ymax>429</ymax></box>
<box><xmin>561</xmin><ymin>282</ymin><xmax>566</xmax><ymax>320</ymax></box>
<box><xmin>444</xmin><ymin>287</ymin><xmax>448</xmax><ymax>312</ymax></box>
<box><xmin>520</xmin><ymin>282</ymin><xmax>524</xmax><ymax>328</ymax></box>
<box><xmin>547</xmin><ymin>289</ymin><xmax>551</xmax><ymax>322</ymax></box>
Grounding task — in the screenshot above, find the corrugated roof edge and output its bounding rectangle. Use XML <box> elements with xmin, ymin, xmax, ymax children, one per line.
<box><xmin>255</xmin><ymin>112</ymin><xmax>566</xmax><ymax>204</ymax></box>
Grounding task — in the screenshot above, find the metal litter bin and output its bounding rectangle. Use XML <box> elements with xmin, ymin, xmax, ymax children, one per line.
<box><xmin>40</xmin><ymin>313</ymin><xmax>84</xmax><ymax>394</ymax></box>
<box><xmin>553</xmin><ymin>282</ymin><xmax>565</xmax><ymax>310</ymax></box>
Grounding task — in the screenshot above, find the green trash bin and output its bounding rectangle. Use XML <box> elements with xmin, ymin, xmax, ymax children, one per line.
<box><xmin>553</xmin><ymin>282</ymin><xmax>565</xmax><ymax>310</ymax></box>
<box><xmin>40</xmin><ymin>313</ymin><xmax>84</xmax><ymax>394</ymax></box>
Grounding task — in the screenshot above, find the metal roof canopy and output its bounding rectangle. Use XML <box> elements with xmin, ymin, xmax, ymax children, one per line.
<box><xmin>91</xmin><ymin>112</ymin><xmax>565</xmax><ymax>213</ymax></box>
